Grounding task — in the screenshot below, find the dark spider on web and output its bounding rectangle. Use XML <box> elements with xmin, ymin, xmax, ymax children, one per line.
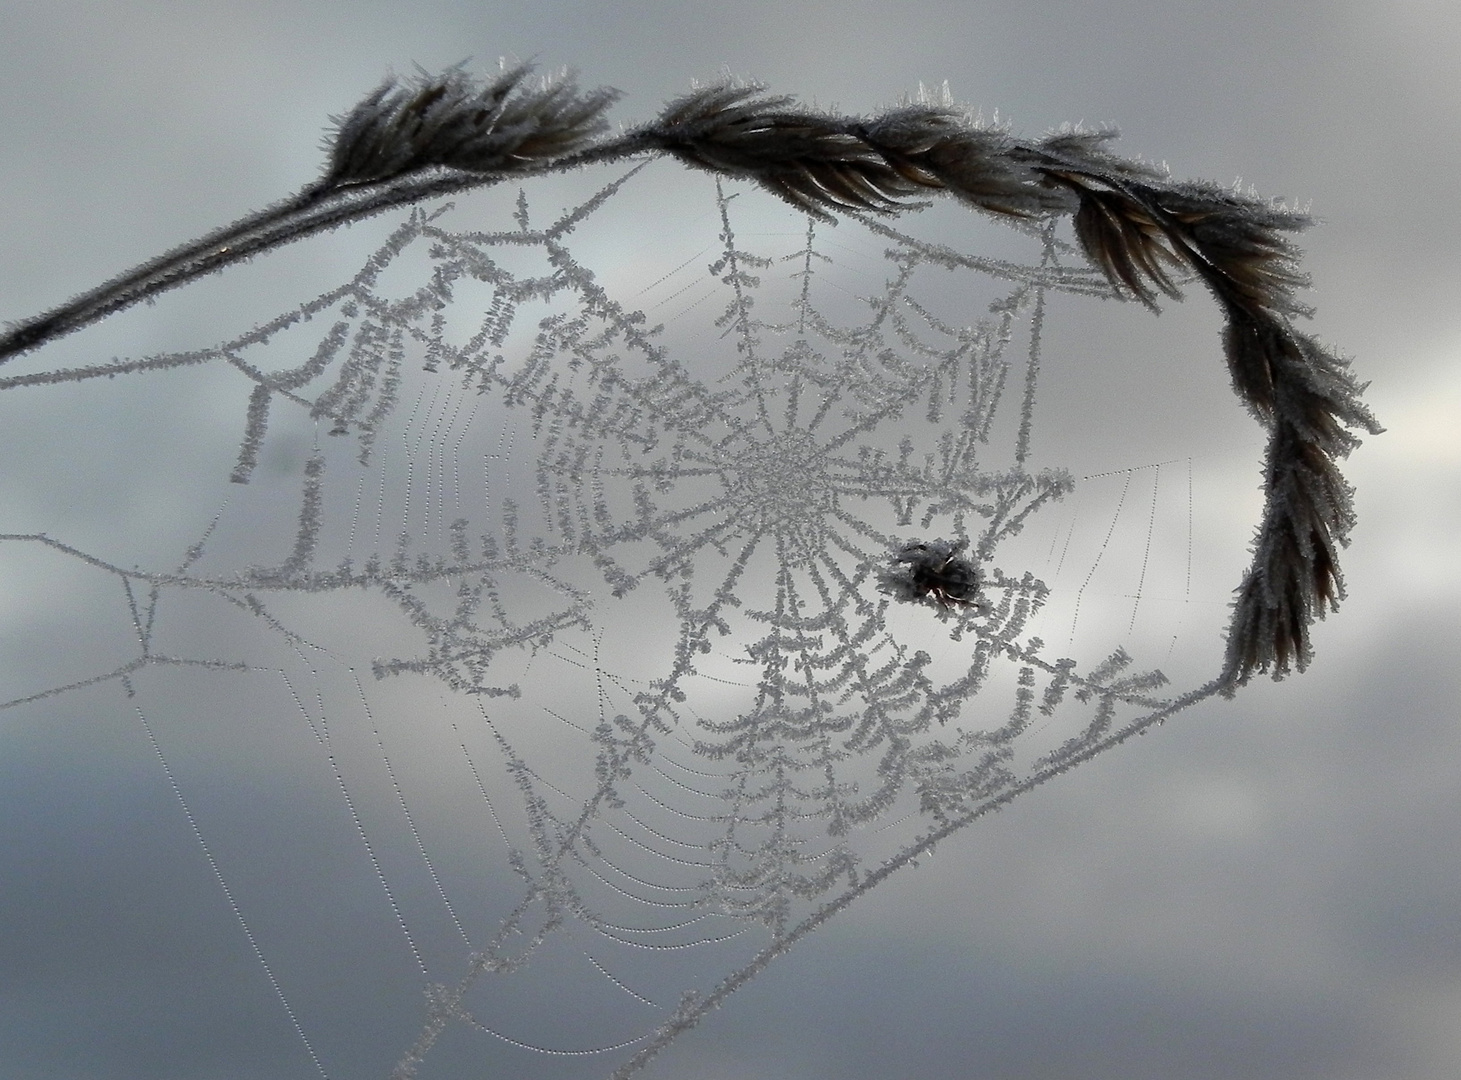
<box><xmin>879</xmin><ymin>539</ymin><xmax>983</xmax><ymax>609</ymax></box>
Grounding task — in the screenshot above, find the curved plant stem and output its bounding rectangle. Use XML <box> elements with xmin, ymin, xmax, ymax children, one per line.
<box><xmin>0</xmin><ymin>67</ymin><xmax>1379</xmax><ymax>687</ymax></box>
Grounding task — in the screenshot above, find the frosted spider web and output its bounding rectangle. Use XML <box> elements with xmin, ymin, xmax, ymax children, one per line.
<box><xmin>1</xmin><ymin>159</ymin><xmax>1243</xmax><ymax>1079</ymax></box>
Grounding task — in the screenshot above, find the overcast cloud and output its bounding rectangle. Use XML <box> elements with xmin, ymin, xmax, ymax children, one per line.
<box><xmin>2</xmin><ymin>2</ymin><xmax>1459</xmax><ymax>1078</ymax></box>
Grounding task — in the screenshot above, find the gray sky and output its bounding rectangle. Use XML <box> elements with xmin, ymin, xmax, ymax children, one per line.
<box><xmin>2</xmin><ymin>2</ymin><xmax>1460</xmax><ymax>1078</ymax></box>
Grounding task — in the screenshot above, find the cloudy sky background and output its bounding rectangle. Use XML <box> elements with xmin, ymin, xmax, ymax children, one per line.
<box><xmin>2</xmin><ymin>1</ymin><xmax>1459</xmax><ymax>1078</ymax></box>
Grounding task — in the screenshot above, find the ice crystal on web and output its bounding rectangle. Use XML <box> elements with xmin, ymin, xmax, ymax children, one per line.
<box><xmin>1</xmin><ymin>67</ymin><xmax>1374</xmax><ymax>1079</ymax></box>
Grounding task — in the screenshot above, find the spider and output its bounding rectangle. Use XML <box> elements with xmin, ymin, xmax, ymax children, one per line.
<box><xmin>883</xmin><ymin>539</ymin><xmax>982</xmax><ymax>609</ymax></box>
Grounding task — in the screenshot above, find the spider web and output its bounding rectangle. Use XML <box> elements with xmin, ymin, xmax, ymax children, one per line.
<box><xmin>0</xmin><ymin>159</ymin><xmax>1236</xmax><ymax>1078</ymax></box>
